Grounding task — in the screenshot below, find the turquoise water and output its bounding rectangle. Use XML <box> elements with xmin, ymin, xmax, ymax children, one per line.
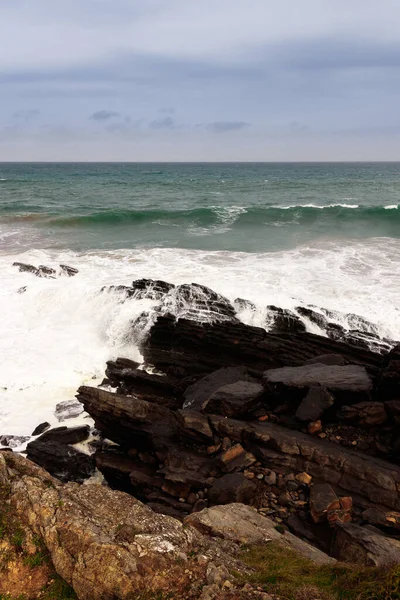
<box><xmin>0</xmin><ymin>162</ymin><xmax>399</xmax><ymax>252</ymax></box>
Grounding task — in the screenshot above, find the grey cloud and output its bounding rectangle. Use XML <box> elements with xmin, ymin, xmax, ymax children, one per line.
<box><xmin>158</xmin><ymin>107</ymin><xmax>175</xmax><ymax>114</ymax></box>
<box><xmin>149</xmin><ymin>116</ymin><xmax>174</xmax><ymax>129</ymax></box>
<box><xmin>204</xmin><ymin>121</ymin><xmax>250</xmax><ymax>133</ymax></box>
<box><xmin>13</xmin><ymin>109</ymin><xmax>40</xmax><ymax>120</ymax></box>
<box><xmin>90</xmin><ymin>110</ymin><xmax>120</xmax><ymax>121</ymax></box>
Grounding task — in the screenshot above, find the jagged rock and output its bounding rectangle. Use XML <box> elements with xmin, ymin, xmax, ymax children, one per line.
<box><xmin>31</xmin><ymin>422</ymin><xmax>51</xmax><ymax>436</ymax></box>
<box><xmin>77</xmin><ymin>386</ymin><xmax>177</xmax><ymax>452</ymax></box>
<box><xmin>26</xmin><ymin>439</ymin><xmax>94</xmax><ymax>482</ymax></box>
<box><xmin>208</xmin><ymin>474</ymin><xmax>257</xmax><ymax>506</ymax></box>
<box><xmin>105</xmin><ymin>360</ymin><xmax>180</xmax><ymax>408</ymax></box>
<box><xmin>176</xmin><ymin>410</ymin><xmax>214</xmax><ymax>443</ymax></box>
<box><xmin>183</xmin><ymin>366</ymin><xmax>254</xmax><ymax>411</ymax></box>
<box><xmin>0</xmin><ymin>435</ymin><xmax>30</xmax><ymax>448</ymax></box>
<box><xmin>143</xmin><ymin>316</ymin><xmax>382</xmax><ymax>378</ymax></box>
<box><xmin>206</xmin><ymin>381</ymin><xmax>265</xmax><ymax>417</ymax></box>
<box><xmin>295</xmin><ymin>386</ymin><xmax>335</xmax><ymax>422</ymax></box>
<box><xmin>17</xmin><ymin>285</ymin><xmax>27</xmax><ymax>294</ymax></box>
<box><xmin>12</xmin><ymin>262</ymin><xmax>38</xmax><ymax>275</ymax></box>
<box><xmin>162</xmin><ymin>283</ymin><xmax>238</xmax><ymax>323</ymax></box>
<box><xmin>264</xmin><ymin>364</ymin><xmax>373</xmax><ymax>404</ymax></box>
<box><xmin>185</xmin><ymin>504</ymin><xmax>335</xmax><ymax>564</ymax></box>
<box><xmin>37</xmin><ymin>425</ymin><xmax>90</xmax><ymax>445</ymax></box>
<box><xmin>210</xmin><ymin>416</ymin><xmax>400</xmax><ymax>513</ymax></box>
<box><xmin>378</xmin><ymin>344</ymin><xmax>400</xmax><ymax>399</ymax></box>
<box><xmin>219</xmin><ymin>444</ymin><xmax>257</xmax><ymax>474</ymax></box>
<box><xmin>38</xmin><ymin>264</ymin><xmax>56</xmax><ymax>277</ymax></box>
<box><xmin>306</xmin><ymin>354</ymin><xmax>347</xmax><ymax>366</ymax></box>
<box><xmin>337</xmin><ymin>402</ymin><xmax>388</xmax><ymax>427</ymax></box>
<box><xmin>332</xmin><ymin>523</ymin><xmax>400</xmax><ymax>566</ymax></box>
<box><xmin>234</xmin><ymin>298</ymin><xmax>257</xmax><ymax>312</ymax></box>
<box><xmin>266</xmin><ymin>306</ymin><xmax>306</xmax><ymax>333</ymax></box>
<box><xmin>59</xmin><ymin>264</ymin><xmax>79</xmax><ymax>276</ymax></box>
<box><xmin>54</xmin><ymin>399</ymin><xmax>84</xmax><ymax>422</ymax></box>
<box><xmin>130</xmin><ymin>278</ymin><xmax>175</xmax><ymax>300</ymax></box>
<box><xmin>296</xmin><ymin>306</ymin><xmax>328</xmax><ymax>330</ymax></box>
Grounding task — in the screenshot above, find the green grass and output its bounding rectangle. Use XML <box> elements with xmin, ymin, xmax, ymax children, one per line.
<box><xmin>240</xmin><ymin>542</ymin><xmax>400</xmax><ymax>600</ymax></box>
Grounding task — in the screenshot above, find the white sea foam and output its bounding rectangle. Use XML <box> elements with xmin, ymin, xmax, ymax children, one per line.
<box><xmin>0</xmin><ymin>239</ymin><xmax>399</xmax><ymax>447</ymax></box>
<box><xmin>277</xmin><ymin>203</ymin><xmax>360</xmax><ymax>209</ymax></box>
<box><xmin>385</xmin><ymin>204</ymin><xmax>398</xmax><ymax>210</ymax></box>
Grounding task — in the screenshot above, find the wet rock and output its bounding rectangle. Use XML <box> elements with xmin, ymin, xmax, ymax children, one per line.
<box><xmin>12</xmin><ymin>262</ymin><xmax>39</xmax><ymax>275</ymax></box>
<box><xmin>0</xmin><ymin>435</ymin><xmax>30</xmax><ymax>448</ymax></box>
<box><xmin>332</xmin><ymin>523</ymin><xmax>400</xmax><ymax>566</ymax></box>
<box><xmin>176</xmin><ymin>410</ymin><xmax>214</xmax><ymax>443</ymax></box>
<box><xmin>183</xmin><ymin>366</ymin><xmax>254</xmax><ymax>411</ymax></box>
<box><xmin>26</xmin><ymin>439</ymin><xmax>94</xmax><ymax>482</ymax></box>
<box><xmin>38</xmin><ymin>264</ymin><xmax>57</xmax><ymax>277</ymax></box>
<box><xmin>208</xmin><ymin>474</ymin><xmax>257</xmax><ymax>506</ymax></box>
<box><xmin>308</xmin><ymin>420</ymin><xmax>322</xmax><ymax>435</ymax></box>
<box><xmin>31</xmin><ymin>422</ymin><xmax>51</xmax><ymax>436</ymax></box>
<box><xmin>38</xmin><ymin>425</ymin><xmax>90</xmax><ymax>445</ymax></box>
<box><xmin>266</xmin><ymin>306</ymin><xmax>306</xmax><ymax>333</ymax></box>
<box><xmin>55</xmin><ymin>399</ymin><xmax>85</xmax><ymax>422</ymax></box>
<box><xmin>130</xmin><ymin>278</ymin><xmax>175</xmax><ymax>300</ymax></box>
<box><xmin>337</xmin><ymin>402</ymin><xmax>388</xmax><ymax>427</ymax></box>
<box><xmin>234</xmin><ymin>298</ymin><xmax>257</xmax><ymax>312</ymax></box>
<box><xmin>295</xmin><ymin>386</ymin><xmax>335</xmax><ymax>422</ymax></box>
<box><xmin>296</xmin><ymin>307</ymin><xmax>329</xmax><ymax>330</ymax></box>
<box><xmin>378</xmin><ymin>344</ymin><xmax>400</xmax><ymax>400</ymax></box>
<box><xmin>385</xmin><ymin>400</ymin><xmax>400</xmax><ymax>425</ymax></box>
<box><xmin>17</xmin><ymin>285</ymin><xmax>27</xmax><ymax>294</ymax></box>
<box><xmin>206</xmin><ymin>380</ymin><xmax>265</xmax><ymax>417</ymax></box>
<box><xmin>59</xmin><ymin>264</ymin><xmax>79</xmax><ymax>276</ymax></box>
<box><xmin>162</xmin><ymin>283</ymin><xmax>238</xmax><ymax>323</ymax></box>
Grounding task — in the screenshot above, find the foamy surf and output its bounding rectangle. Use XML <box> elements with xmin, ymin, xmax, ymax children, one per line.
<box><xmin>0</xmin><ymin>239</ymin><xmax>399</xmax><ymax>449</ymax></box>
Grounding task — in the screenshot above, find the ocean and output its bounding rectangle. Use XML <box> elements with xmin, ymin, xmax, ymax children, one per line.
<box><xmin>0</xmin><ymin>162</ymin><xmax>399</xmax><ymax>444</ymax></box>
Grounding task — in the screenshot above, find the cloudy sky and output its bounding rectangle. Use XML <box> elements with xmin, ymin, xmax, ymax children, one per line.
<box><xmin>1</xmin><ymin>0</ymin><xmax>400</xmax><ymax>160</ymax></box>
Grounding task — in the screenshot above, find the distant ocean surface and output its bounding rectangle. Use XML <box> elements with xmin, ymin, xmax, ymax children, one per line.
<box><xmin>0</xmin><ymin>162</ymin><xmax>399</xmax><ymax>443</ymax></box>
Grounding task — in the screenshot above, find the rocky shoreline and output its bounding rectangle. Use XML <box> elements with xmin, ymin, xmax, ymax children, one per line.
<box><xmin>2</xmin><ymin>273</ymin><xmax>400</xmax><ymax>598</ymax></box>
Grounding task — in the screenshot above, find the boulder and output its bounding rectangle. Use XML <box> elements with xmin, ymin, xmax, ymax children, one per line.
<box><xmin>208</xmin><ymin>474</ymin><xmax>257</xmax><ymax>506</ymax></box>
<box><xmin>31</xmin><ymin>422</ymin><xmax>51</xmax><ymax>436</ymax></box>
<box><xmin>185</xmin><ymin>504</ymin><xmax>335</xmax><ymax>564</ymax></box>
<box><xmin>0</xmin><ymin>435</ymin><xmax>30</xmax><ymax>448</ymax></box>
<box><xmin>234</xmin><ymin>298</ymin><xmax>257</xmax><ymax>312</ymax></box>
<box><xmin>37</xmin><ymin>425</ymin><xmax>90</xmax><ymax>445</ymax></box>
<box><xmin>183</xmin><ymin>366</ymin><xmax>254</xmax><ymax>411</ymax></box>
<box><xmin>336</xmin><ymin>402</ymin><xmax>388</xmax><ymax>427</ymax></box>
<box><xmin>332</xmin><ymin>523</ymin><xmax>400</xmax><ymax>566</ymax></box>
<box><xmin>176</xmin><ymin>410</ymin><xmax>214</xmax><ymax>443</ymax></box>
<box><xmin>162</xmin><ymin>283</ymin><xmax>238</xmax><ymax>323</ymax></box>
<box><xmin>54</xmin><ymin>399</ymin><xmax>84</xmax><ymax>422</ymax></box>
<box><xmin>26</xmin><ymin>439</ymin><xmax>94</xmax><ymax>482</ymax></box>
<box><xmin>310</xmin><ymin>484</ymin><xmax>341</xmax><ymax>523</ymax></box>
<box><xmin>295</xmin><ymin>386</ymin><xmax>335</xmax><ymax>422</ymax></box>
<box><xmin>130</xmin><ymin>278</ymin><xmax>175</xmax><ymax>300</ymax></box>
<box><xmin>206</xmin><ymin>381</ymin><xmax>265</xmax><ymax>417</ymax></box>
<box><xmin>264</xmin><ymin>363</ymin><xmax>373</xmax><ymax>404</ymax></box>
<box><xmin>13</xmin><ymin>261</ymin><xmax>38</xmax><ymax>274</ymax></box>
<box><xmin>59</xmin><ymin>264</ymin><xmax>79</xmax><ymax>276</ymax></box>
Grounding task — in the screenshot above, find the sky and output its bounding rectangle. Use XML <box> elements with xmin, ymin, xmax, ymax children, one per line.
<box><xmin>1</xmin><ymin>0</ymin><xmax>400</xmax><ymax>161</ymax></box>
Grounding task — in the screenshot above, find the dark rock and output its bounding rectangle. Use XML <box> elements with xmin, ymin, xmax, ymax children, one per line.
<box><xmin>206</xmin><ymin>380</ymin><xmax>265</xmax><ymax>417</ymax></box>
<box><xmin>55</xmin><ymin>399</ymin><xmax>84</xmax><ymax>422</ymax></box>
<box><xmin>77</xmin><ymin>386</ymin><xmax>177</xmax><ymax>452</ymax></box>
<box><xmin>233</xmin><ymin>298</ymin><xmax>257</xmax><ymax>312</ymax></box>
<box><xmin>0</xmin><ymin>435</ymin><xmax>30</xmax><ymax>448</ymax></box>
<box><xmin>26</xmin><ymin>440</ymin><xmax>94</xmax><ymax>483</ymax></box>
<box><xmin>147</xmin><ymin>503</ymin><xmax>188</xmax><ymax>519</ymax></box>
<box><xmin>332</xmin><ymin>523</ymin><xmax>400</xmax><ymax>566</ymax></box>
<box><xmin>378</xmin><ymin>344</ymin><xmax>400</xmax><ymax>400</ymax></box>
<box><xmin>183</xmin><ymin>366</ymin><xmax>254</xmax><ymax>411</ymax></box>
<box><xmin>162</xmin><ymin>283</ymin><xmax>238</xmax><ymax>323</ymax></box>
<box><xmin>295</xmin><ymin>386</ymin><xmax>335</xmax><ymax>422</ymax></box>
<box><xmin>17</xmin><ymin>286</ymin><xmax>27</xmax><ymax>294</ymax></box>
<box><xmin>95</xmin><ymin>450</ymin><xmax>142</xmax><ymax>492</ymax></box>
<box><xmin>59</xmin><ymin>264</ymin><xmax>79</xmax><ymax>277</ymax></box>
<box><xmin>310</xmin><ymin>484</ymin><xmax>340</xmax><ymax>523</ymax></box>
<box><xmin>38</xmin><ymin>264</ymin><xmax>57</xmax><ymax>277</ymax></box>
<box><xmin>208</xmin><ymin>473</ymin><xmax>257</xmax><ymax>506</ymax></box>
<box><xmin>385</xmin><ymin>400</ymin><xmax>400</xmax><ymax>425</ymax></box>
<box><xmin>31</xmin><ymin>422</ymin><xmax>51</xmax><ymax>436</ymax></box>
<box><xmin>130</xmin><ymin>278</ymin><xmax>175</xmax><ymax>300</ymax></box>
<box><xmin>264</xmin><ymin>363</ymin><xmax>373</xmax><ymax>405</ymax></box>
<box><xmin>266</xmin><ymin>306</ymin><xmax>306</xmax><ymax>333</ymax></box>
<box><xmin>158</xmin><ymin>448</ymin><xmax>215</xmax><ymax>489</ymax></box>
<box><xmin>296</xmin><ymin>307</ymin><xmax>328</xmax><ymax>330</ymax></box>
<box><xmin>143</xmin><ymin>316</ymin><xmax>382</xmax><ymax>379</ymax></box>
<box><xmin>337</xmin><ymin>402</ymin><xmax>388</xmax><ymax>427</ymax></box>
<box><xmin>306</xmin><ymin>354</ymin><xmax>347</xmax><ymax>366</ymax></box>
<box><xmin>12</xmin><ymin>262</ymin><xmax>38</xmax><ymax>275</ymax></box>
<box><xmin>38</xmin><ymin>425</ymin><xmax>90</xmax><ymax>445</ymax></box>
<box><xmin>176</xmin><ymin>410</ymin><xmax>214</xmax><ymax>443</ymax></box>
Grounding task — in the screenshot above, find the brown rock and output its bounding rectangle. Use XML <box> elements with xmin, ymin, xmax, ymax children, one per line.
<box><xmin>310</xmin><ymin>484</ymin><xmax>340</xmax><ymax>523</ymax></box>
<box><xmin>332</xmin><ymin>523</ymin><xmax>400</xmax><ymax>566</ymax></box>
<box><xmin>208</xmin><ymin>474</ymin><xmax>257</xmax><ymax>506</ymax></box>
<box><xmin>308</xmin><ymin>420</ymin><xmax>322</xmax><ymax>435</ymax></box>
